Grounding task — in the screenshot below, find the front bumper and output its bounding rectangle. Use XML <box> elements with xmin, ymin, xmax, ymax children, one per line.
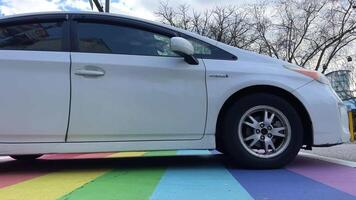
<box><xmin>293</xmin><ymin>81</ymin><xmax>350</xmax><ymax>146</ymax></box>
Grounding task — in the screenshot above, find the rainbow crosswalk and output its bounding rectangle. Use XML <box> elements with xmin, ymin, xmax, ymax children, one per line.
<box><xmin>0</xmin><ymin>151</ymin><xmax>355</xmax><ymax>200</ymax></box>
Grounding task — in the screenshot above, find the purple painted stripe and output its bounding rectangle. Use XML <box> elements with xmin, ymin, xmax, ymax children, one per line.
<box><xmin>229</xmin><ymin>167</ymin><xmax>356</xmax><ymax>200</ymax></box>
<box><xmin>287</xmin><ymin>156</ymin><xmax>356</xmax><ymax>197</ymax></box>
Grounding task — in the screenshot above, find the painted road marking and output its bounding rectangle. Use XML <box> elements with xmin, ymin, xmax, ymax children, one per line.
<box><xmin>299</xmin><ymin>152</ymin><xmax>356</xmax><ymax>168</ymax></box>
<box><xmin>0</xmin><ymin>171</ymin><xmax>49</xmax><ymax>189</ymax></box>
<box><xmin>0</xmin><ymin>153</ymin><xmax>115</xmax><ymax>189</ymax></box>
<box><xmin>1</xmin><ymin>151</ymin><xmax>356</xmax><ymax>200</ymax></box>
<box><xmin>229</xmin><ymin>167</ymin><xmax>356</xmax><ymax>200</ymax></box>
<box><xmin>57</xmin><ymin>151</ymin><xmax>170</xmax><ymax>200</ymax></box>
<box><xmin>0</xmin><ymin>152</ymin><xmax>150</xmax><ymax>199</ymax></box>
<box><xmin>144</xmin><ymin>150</ymin><xmax>177</xmax><ymax>157</ymax></box>
<box><xmin>107</xmin><ymin>152</ymin><xmax>145</xmax><ymax>158</ymax></box>
<box><xmin>0</xmin><ymin>169</ymin><xmax>108</xmax><ymax>200</ymax></box>
<box><xmin>72</xmin><ymin>153</ymin><xmax>114</xmax><ymax>159</ymax></box>
<box><xmin>288</xmin><ymin>156</ymin><xmax>356</xmax><ymax>197</ymax></box>
<box><xmin>149</xmin><ymin>150</ymin><xmax>253</xmax><ymax>200</ymax></box>
<box><xmin>176</xmin><ymin>150</ymin><xmax>211</xmax><ymax>155</ymax></box>
<box><xmin>42</xmin><ymin>154</ymin><xmax>86</xmax><ymax>160</ymax></box>
<box><xmin>58</xmin><ymin>167</ymin><xmax>165</xmax><ymax>200</ymax></box>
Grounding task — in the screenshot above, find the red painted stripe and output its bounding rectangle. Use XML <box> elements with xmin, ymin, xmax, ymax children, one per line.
<box><xmin>41</xmin><ymin>153</ymin><xmax>85</xmax><ymax>160</ymax></box>
<box><xmin>73</xmin><ymin>153</ymin><xmax>113</xmax><ymax>159</ymax></box>
<box><xmin>0</xmin><ymin>172</ymin><xmax>48</xmax><ymax>189</ymax></box>
<box><xmin>0</xmin><ymin>153</ymin><xmax>113</xmax><ymax>189</ymax></box>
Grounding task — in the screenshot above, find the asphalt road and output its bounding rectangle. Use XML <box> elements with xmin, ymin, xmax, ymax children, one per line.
<box><xmin>0</xmin><ymin>150</ymin><xmax>356</xmax><ymax>200</ymax></box>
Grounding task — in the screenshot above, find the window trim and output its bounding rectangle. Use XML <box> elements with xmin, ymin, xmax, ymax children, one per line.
<box><xmin>0</xmin><ymin>14</ymin><xmax>70</xmax><ymax>52</ymax></box>
<box><xmin>70</xmin><ymin>14</ymin><xmax>178</xmax><ymax>55</ymax></box>
<box><xmin>69</xmin><ymin>13</ymin><xmax>236</xmax><ymax>60</ymax></box>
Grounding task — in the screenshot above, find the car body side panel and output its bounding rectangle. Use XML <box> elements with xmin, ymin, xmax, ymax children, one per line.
<box><xmin>0</xmin><ymin>135</ymin><xmax>215</xmax><ymax>155</ymax></box>
<box><xmin>68</xmin><ymin>53</ymin><xmax>207</xmax><ymax>142</ymax></box>
<box><xmin>0</xmin><ymin>51</ymin><xmax>70</xmax><ymax>142</ymax></box>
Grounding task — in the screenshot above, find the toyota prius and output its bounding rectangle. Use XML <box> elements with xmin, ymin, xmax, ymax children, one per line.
<box><xmin>0</xmin><ymin>12</ymin><xmax>350</xmax><ymax>168</ymax></box>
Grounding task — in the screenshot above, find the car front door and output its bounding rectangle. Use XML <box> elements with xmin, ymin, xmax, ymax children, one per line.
<box><xmin>67</xmin><ymin>16</ymin><xmax>207</xmax><ymax>142</ymax></box>
<box><xmin>0</xmin><ymin>16</ymin><xmax>70</xmax><ymax>142</ymax></box>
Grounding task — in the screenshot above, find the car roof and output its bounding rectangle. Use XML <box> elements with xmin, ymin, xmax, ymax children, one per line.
<box><xmin>0</xmin><ymin>11</ymin><xmax>219</xmax><ymax>46</ymax></box>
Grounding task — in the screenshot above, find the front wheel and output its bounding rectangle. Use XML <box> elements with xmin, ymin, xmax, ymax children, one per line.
<box><xmin>10</xmin><ymin>154</ymin><xmax>43</xmax><ymax>161</ymax></box>
<box><xmin>222</xmin><ymin>93</ymin><xmax>303</xmax><ymax>169</ymax></box>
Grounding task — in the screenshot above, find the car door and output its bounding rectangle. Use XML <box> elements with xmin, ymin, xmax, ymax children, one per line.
<box><xmin>0</xmin><ymin>15</ymin><xmax>70</xmax><ymax>142</ymax></box>
<box><xmin>67</xmin><ymin>16</ymin><xmax>207</xmax><ymax>142</ymax></box>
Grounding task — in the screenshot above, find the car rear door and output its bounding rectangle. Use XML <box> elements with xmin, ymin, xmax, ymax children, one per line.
<box><xmin>0</xmin><ymin>15</ymin><xmax>70</xmax><ymax>142</ymax></box>
<box><xmin>67</xmin><ymin>15</ymin><xmax>207</xmax><ymax>142</ymax></box>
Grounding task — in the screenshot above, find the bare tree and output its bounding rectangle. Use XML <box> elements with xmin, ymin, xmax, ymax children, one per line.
<box><xmin>156</xmin><ymin>1</ymin><xmax>257</xmax><ymax>49</ymax></box>
<box><xmin>314</xmin><ymin>0</ymin><xmax>356</xmax><ymax>73</ymax></box>
<box><xmin>251</xmin><ymin>0</ymin><xmax>356</xmax><ymax>72</ymax></box>
<box><xmin>156</xmin><ymin>0</ymin><xmax>356</xmax><ymax>73</ymax></box>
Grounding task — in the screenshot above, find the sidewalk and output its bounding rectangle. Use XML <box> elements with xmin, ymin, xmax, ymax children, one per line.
<box><xmin>304</xmin><ymin>143</ymin><xmax>356</xmax><ymax>162</ymax></box>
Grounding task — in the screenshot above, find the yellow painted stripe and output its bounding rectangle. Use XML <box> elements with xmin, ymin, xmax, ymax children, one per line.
<box><xmin>106</xmin><ymin>152</ymin><xmax>145</xmax><ymax>158</ymax></box>
<box><xmin>0</xmin><ymin>169</ymin><xmax>108</xmax><ymax>200</ymax></box>
<box><xmin>0</xmin><ymin>152</ymin><xmax>147</xmax><ymax>200</ymax></box>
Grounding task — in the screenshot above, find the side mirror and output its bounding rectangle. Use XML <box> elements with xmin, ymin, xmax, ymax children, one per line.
<box><xmin>170</xmin><ymin>37</ymin><xmax>199</xmax><ymax>65</ymax></box>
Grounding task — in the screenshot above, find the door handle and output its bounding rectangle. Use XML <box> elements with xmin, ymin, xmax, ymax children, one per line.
<box><xmin>74</xmin><ymin>66</ymin><xmax>105</xmax><ymax>77</ymax></box>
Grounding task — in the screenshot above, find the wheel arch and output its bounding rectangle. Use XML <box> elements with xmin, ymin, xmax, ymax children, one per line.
<box><xmin>215</xmin><ymin>85</ymin><xmax>313</xmax><ymax>153</ymax></box>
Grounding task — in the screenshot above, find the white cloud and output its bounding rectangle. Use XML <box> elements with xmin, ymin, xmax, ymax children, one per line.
<box><xmin>64</xmin><ymin>0</ymin><xmax>91</xmax><ymax>10</ymax></box>
<box><xmin>0</xmin><ymin>0</ymin><xmax>94</xmax><ymax>15</ymax></box>
<box><xmin>0</xmin><ymin>0</ymin><xmax>62</xmax><ymax>15</ymax></box>
<box><xmin>0</xmin><ymin>0</ymin><xmax>155</xmax><ymax>20</ymax></box>
<box><xmin>0</xmin><ymin>0</ymin><xmax>254</xmax><ymax>20</ymax></box>
<box><xmin>110</xmin><ymin>0</ymin><xmax>156</xmax><ymax>20</ymax></box>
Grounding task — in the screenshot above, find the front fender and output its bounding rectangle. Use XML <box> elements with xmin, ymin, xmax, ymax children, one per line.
<box><xmin>204</xmin><ymin>59</ymin><xmax>312</xmax><ymax>135</ymax></box>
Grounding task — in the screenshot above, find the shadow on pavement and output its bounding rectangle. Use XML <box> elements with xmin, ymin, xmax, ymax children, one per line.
<box><xmin>0</xmin><ymin>154</ymin><xmax>231</xmax><ymax>173</ymax></box>
<box><xmin>0</xmin><ymin>154</ymin><xmax>337</xmax><ymax>174</ymax></box>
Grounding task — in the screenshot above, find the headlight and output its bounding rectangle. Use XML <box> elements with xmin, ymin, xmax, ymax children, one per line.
<box><xmin>284</xmin><ymin>65</ymin><xmax>330</xmax><ymax>85</ymax></box>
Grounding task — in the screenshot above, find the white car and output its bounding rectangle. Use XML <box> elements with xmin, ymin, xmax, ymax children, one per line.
<box><xmin>0</xmin><ymin>12</ymin><xmax>350</xmax><ymax>168</ymax></box>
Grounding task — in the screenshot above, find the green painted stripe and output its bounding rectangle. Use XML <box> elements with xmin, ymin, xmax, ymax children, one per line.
<box><xmin>58</xmin><ymin>151</ymin><xmax>176</xmax><ymax>200</ymax></box>
<box><xmin>58</xmin><ymin>168</ymin><xmax>165</xmax><ymax>200</ymax></box>
<box><xmin>143</xmin><ymin>150</ymin><xmax>177</xmax><ymax>157</ymax></box>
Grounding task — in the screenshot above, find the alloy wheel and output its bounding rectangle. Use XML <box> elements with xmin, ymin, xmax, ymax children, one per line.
<box><xmin>238</xmin><ymin>105</ymin><xmax>291</xmax><ymax>159</ymax></box>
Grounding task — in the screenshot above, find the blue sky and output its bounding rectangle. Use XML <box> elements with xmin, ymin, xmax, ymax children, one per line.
<box><xmin>0</xmin><ymin>0</ymin><xmax>254</xmax><ymax>20</ymax></box>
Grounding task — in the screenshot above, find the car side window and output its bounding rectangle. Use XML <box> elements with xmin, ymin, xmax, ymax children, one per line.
<box><xmin>183</xmin><ymin>36</ymin><xmax>237</xmax><ymax>60</ymax></box>
<box><xmin>77</xmin><ymin>22</ymin><xmax>178</xmax><ymax>57</ymax></box>
<box><xmin>187</xmin><ymin>38</ymin><xmax>212</xmax><ymax>55</ymax></box>
<box><xmin>0</xmin><ymin>22</ymin><xmax>64</xmax><ymax>51</ymax></box>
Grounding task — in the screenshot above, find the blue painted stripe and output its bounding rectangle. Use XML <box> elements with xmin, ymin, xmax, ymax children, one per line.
<box><xmin>176</xmin><ymin>150</ymin><xmax>212</xmax><ymax>155</ymax></box>
<box><xmin>150</xmin><ymin>151</ymin><xmax>254</xmax><ymax>200</ymax></box>
<box><xmin>229</xmin><ymin>168</ymin><xmax>356</xmax><ymax>200</ymax></box>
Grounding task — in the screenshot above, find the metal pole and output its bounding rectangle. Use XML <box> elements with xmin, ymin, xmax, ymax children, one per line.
<box><xmin>349</xmin><ymin>111</ymin><xmax>355</xmax><ymax>142</ymax></box>
<box><xmin>92</xmin><ymin>0</ymin><xmax>104</xmax><ymax>12</ymax></box>
<box><xmin>105</xmin><ymin>0</ymin><xmax>110</xmax><ymax>13</ymax></box>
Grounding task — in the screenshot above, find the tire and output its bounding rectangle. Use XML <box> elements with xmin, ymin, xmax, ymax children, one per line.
<box><xmin>222</xmin><ymin>93</ymin><xmax>303</xmax><ymax>169</ymax></box>
<box><xmin>10</xmin><ymin>154</ymin><xmax>43</xmax><ymax>161</ymax></box>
